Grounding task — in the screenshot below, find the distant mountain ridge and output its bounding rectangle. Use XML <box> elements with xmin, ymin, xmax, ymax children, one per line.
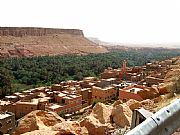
<box><xmin>88</xmin><ymin>37</ymin><xmax>180</xmax><ymax>49</ymax></box>
<box><xmin>0</xmin><ymin>27</ymin><xmax>108</xmax><ymax>58</ymax></box>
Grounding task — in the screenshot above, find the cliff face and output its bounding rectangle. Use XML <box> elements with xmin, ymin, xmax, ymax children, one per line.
<box><xmin>0</xmin><ymin>27</ymin><xmax>83</xmax><ymax>37</ymax></box>
<box><xmin>0</xmin><ymin>27</ymin><xmax>108</xmax><ymax>58</ymax></box>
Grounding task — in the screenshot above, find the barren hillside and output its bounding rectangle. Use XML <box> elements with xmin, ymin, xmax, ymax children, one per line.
<box><xmin>0</xmin><ymin>27</ymin><xmax>108</xmax><ymax>58</ymax></box>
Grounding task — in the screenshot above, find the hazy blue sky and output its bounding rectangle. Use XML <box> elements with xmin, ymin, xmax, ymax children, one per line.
<box><xmin>0</xmin><ymin>0</ymin><xmax>180</xmax><ymax>45</ymax></box>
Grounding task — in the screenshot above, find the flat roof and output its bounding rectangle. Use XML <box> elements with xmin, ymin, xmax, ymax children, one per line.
<box><xmin>0</xmin><ymin>100</ymin><xmax>11</xmax><ymax>105</ymax></box>
<box><xmin>68</xmin><ymin>94</ymin><xmax>80</xmax><ymax>98</ymax></box>
<box><xmin>16</xmin><ymin>99</ymin><xmax>39</xmax><ymax>105</ymax></box>
<box><xmin>105</xmin><ymin>78</ymin><xmax>116</xmax><ymax>81</ymax></box>
<box><xmin>5</xmin><ymin>95</ymin><xmax>18</xmax><ymax>99</ymax></box>
<box><xmin>126</xmin><ymin>87</ymin><xmax>143</xmax><ymax>94</ymax></box>
<box><xmin>35</xmin><ymin>87</ymin><xmax>45</xmax><ymax>90</ymax></box>
<box><xmin>53</xmin><ymin>84</ymin><xmax>61</xmax><ymax>86</ymax></box>
<box><xmin>68</xmin><ymin>87</ymin><xmax>76</xmax><ymax>90</ymax></box>
<box><xmin>13</xmin><ymin>92</ymin><xmax>22</xmax><ymax>95</ymax></box>
<box><xmin>62</xmin><ymin>91</ymin><xmax>70</xmax><ymax>94</ymax></box>
<box><xmin>84</xmin><ymin>76</ymin><xmax>96</xmax><ymax>79</ymax></box>
<box><xmin>19</xmin><ymin>95</ymin><xmax>26</xmax><ymax>98</ymax></box>
<box><xmin>81</xmin><ymin>88</ymin><xmax>90</xmax><ymax>91</ymax></box>
<box><xmin>39</xmin><ymin>98</ymin><xmax>48</xmax><ymax>102</ymax></box>
<box><xmin>0</xmin><ymin>113</ymin><xmax>11</xmax><ymax>119</ymax></box>
<box><xmin>103</xmin><ymin>86</ymin><xmax>114</xmax><ymax>90</ymax></box>
<box><xmin>38</xmin><ymin>92</ymin><xmax>47</xmax><ymax>97</ymax></box>
<box><xmin>89</xmin><ymin>82</ymin><xmax>96</xmax><ymax>85</ymax></box>
<box><xmin>48</xmin><ymin>104</ymin><xmax>63</xmax><ymax>109</ymax></box>
<box><xmin>58</xmin><ymin>92</ymin><xmax>67</xmax><ymax>97</ymax></box>
<box><xmin>23</xmin><ymin>90</ymin><xmax>31</xmax><ymax>93</ymax></box>
<box><xmin>47</xmin><ymin>91</ymin><xmax>53</xmax><ymax>94</ymax></box>
<box><xmin>63</xmin><ymin>96</ymin><xmax>72</xmax><ymax>99</ymax></box>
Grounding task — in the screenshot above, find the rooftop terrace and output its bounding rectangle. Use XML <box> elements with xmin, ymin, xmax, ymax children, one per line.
<box><xmin>0</xmin><ymin>112</ymin><xmax>12</xmax><ymax>119</ymax></box>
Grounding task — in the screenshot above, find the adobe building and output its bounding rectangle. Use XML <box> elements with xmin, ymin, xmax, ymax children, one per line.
<box><xmin>46</xmin><ymin>92</ymin><xmax>82</xmax><ymax>114</ymax></box>
<box><xmin>145</xmin><ymin>62</ymin><xmax>166</xmax><ymax>73</ymax></box>
<box><xmin>4</xmin><ymin>95</ymin><xmax>19</xmax><ymax>102</ymax></box>
<box><xmin>101</xmin><ymin>67</ymin><xmax>120</xmax><ymax>79</ymax></box>
<box><xmin>51</xmin><ymin>84</ymin><xmax>62</xmax><ymax>91</ymax></box>
<box><xmin>83</xmin><ymin>77</ymin><xmax>97</xmax><ymax>82</ymax></box>
<box><xmin>0</xmin><ymin>112</ymin><xmax>16</xmax><ymax>134</ymax></box>
<box><xmin>80</xmin><ymin>80</ymin><xmax>96</xmax><ymax>88</ymax></box>
<box><xmin>119</xmin><ymin>84</ymin><xmax>160</xmax><ymax>102</ymax></box>
<box><xmin>45</xmin><ymin>104</ymin><xmax>65</xmax><ymax>114</ymax></box>
<box><xmin>146</xmin><ymin>76</ymin><xmax>164</xmax><ymax>86</ymax></box>
<box><xmin>15</xmin><ymin>99</ymin><xmax>39</xmax><ymax>119</ymax></box>
<box><xmin>92</xmin><ymin>86</ymin><xmax>117</xmax><ymax>102</ymax></box>
<box><xmin>77</xmin><ymin>88</ymin><xmax>92</xmax><ymax>106</ymax></box>
<box><xmin>0</xmin><ymin>101</ymin><xmax>15</xmax><ymax>114</ymax></box>
<box><xmin>159</xmin><ymin>59</ymin><xmax>172</xmax><ymax>67</ymax></box>
<box><xmin>96</xmin><ymin>78</ymin><xmax>117</xmax><ymax>88</ymax></box>
<box><xmin>79</xmin><ymin>77</ymin><xmax>97</xmax><ymax>89</ymax></box>
<box><xmin>120</xmin><ymin>64</ymin><xmax>145</xmax><ymax>82</ymax></box>
<box><xmin>119</xmin><ymin>85</ymin><xmax>145</xmax><ymax>102</ymax></box>
<box><xmin>38</xmin><ymin>97</ymin><xmax>51</xmax><ymax>110</ymax></box>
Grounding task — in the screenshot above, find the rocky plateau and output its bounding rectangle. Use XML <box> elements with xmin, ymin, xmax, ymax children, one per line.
<box><xmin>0</xmin><ymin>27</ymin><xmax>108</xmax><ymax>58</ymax></box>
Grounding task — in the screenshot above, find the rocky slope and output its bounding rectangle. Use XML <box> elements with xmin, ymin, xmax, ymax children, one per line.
<box><xmin>13</xmin><ymin>110</ymin><xmax>88</xmax><ymax>135</ymax></box>
<box><xmin>12</xmin><ymin>102</ymin><xmax>135</xmax><ymax>135</ymax></box>
<box><xmin>158</xmin><ymin>57</ymin><xmax>180</xmax><ymax>94</ymax></box>
<box><xmin>12</xmin><ymin>95</ymin><xmax>180</xmax><ymax>135</ymax></box>
<box><xmin>0</xmin><ymin>27</ymin><xmax>108</xmax><ymax>58</ymax></box>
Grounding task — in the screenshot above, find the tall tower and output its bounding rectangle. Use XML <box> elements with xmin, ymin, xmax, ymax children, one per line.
<box><xmin>122</xmin><ymin>60</ymin><xmax>127</xmax><ymax>73</ymax></box>
<box><xmin>120</xmin><ymin>60</ymin><xmax>127</xmax><ymax>81</ymax></box>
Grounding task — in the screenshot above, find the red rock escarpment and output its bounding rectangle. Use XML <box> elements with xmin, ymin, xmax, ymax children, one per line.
<box><xmin>0</xmin><ymin>27</ymin><xmax>108</xmax><ymax>58</ymax></box>
<box><xmin>0</xmin><ymin>27</ymin><xmax>83</xmax><ymax>37</ymax></box>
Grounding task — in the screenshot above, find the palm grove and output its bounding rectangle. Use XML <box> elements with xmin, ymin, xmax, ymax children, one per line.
<box><xmin>0</xmin><ymin>50</ymin><xmax>180</xmax><ymax>98</ymax></box>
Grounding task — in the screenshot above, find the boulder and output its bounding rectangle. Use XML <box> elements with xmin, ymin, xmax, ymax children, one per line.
<box><xmin>153</xmin><ymin>96</ymin><xmax>164</xmax><ymax>103</ymax></box>
<box><xmin>164</xmin><ymin>69</ymin><xmax>180</xmax><ymax>82</ymax></box>
<box><xmin>164</xmin><ymin>69</ymin><xmax>180</xmax><ymax>93</ymax></box>
<box><xmin>113</xmin><ymin>100</ymin><xmax>123</xmax><ymax>107</ymax></box>
<box><xmin>52</xmin><ymin>121</ymin><xmax>88</xmax><ymax>135</ymax></box>
<box><xmin>140</xmin><ymin>99</ymin><xmax>155</xmax><ymax>111</ymax></box>
<box><xmin>126</xmin><ymin>99</ymin><xmax>142</xmax><ymax>110</ymax></box>
<box><xmin>91</xmin><ymin>102</ymin><xmax>113</xmax><ymax>124</ymax></box>
<box><xmin>36</xmin><ymin>111</ymin><xmax>63</xmax><ymax>127</ymax></box>
<box><xmin>13</xmin><ymin>110</ymin><xmax>64</xmax><ymax>135</ymax></box>
<box><xmin>140</xmin><ymin>99</ymin><xmax>154</xmax><ymax>106</ymax></box>
<box><xmin>111</xmin><ymin>104</ymin><xmax>132</xmax><ymax>127</ymax></box>
<box><xmin>13</xmin><ymin>112</ymin><xmax>39</xmax><ymax>134</ymax></box>
<box><xmin>161</xmin><ymin>82</ymin><xmax>177</xmax><ymax>93</ymax></box>
<box><xmin>158</xmin><ymin>84</ymin><xmax>168</xmax><ymax>95</ymax></box>
<box><xmin>80</xmin><ymin>116</ymin><xmax>111</xmax><ymax>135</ymax></box>
<box><xmin>14</xmin><ymin>110</ymin><xmax>87</xmax><ymax>135</ymax></box>
<box><xmin>20</xmin><ymin>130</ymin><xmax>60</xmax><ymax>135</ymax></box>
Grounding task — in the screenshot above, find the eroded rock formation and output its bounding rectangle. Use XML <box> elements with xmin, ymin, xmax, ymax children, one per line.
<box><xmin>0</xmin><ymin>27</ymin><xmax>108</xmax><ymax>58</ymax></box>
<box><xmin>0</xmin><ymin>27</ymin><xmax>83</xmax><ymax>37</ymax></box>
<box><xmin>13</xmin><ymin>110</ymin><xmax>88</xmax><ymax>135</ymax></box>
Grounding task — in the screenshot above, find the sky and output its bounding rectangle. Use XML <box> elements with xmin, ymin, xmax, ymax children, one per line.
<box><xmin>0</xmin><ymin>0</ymin><xmax>180</xmax><ymax>45</ymax></box>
